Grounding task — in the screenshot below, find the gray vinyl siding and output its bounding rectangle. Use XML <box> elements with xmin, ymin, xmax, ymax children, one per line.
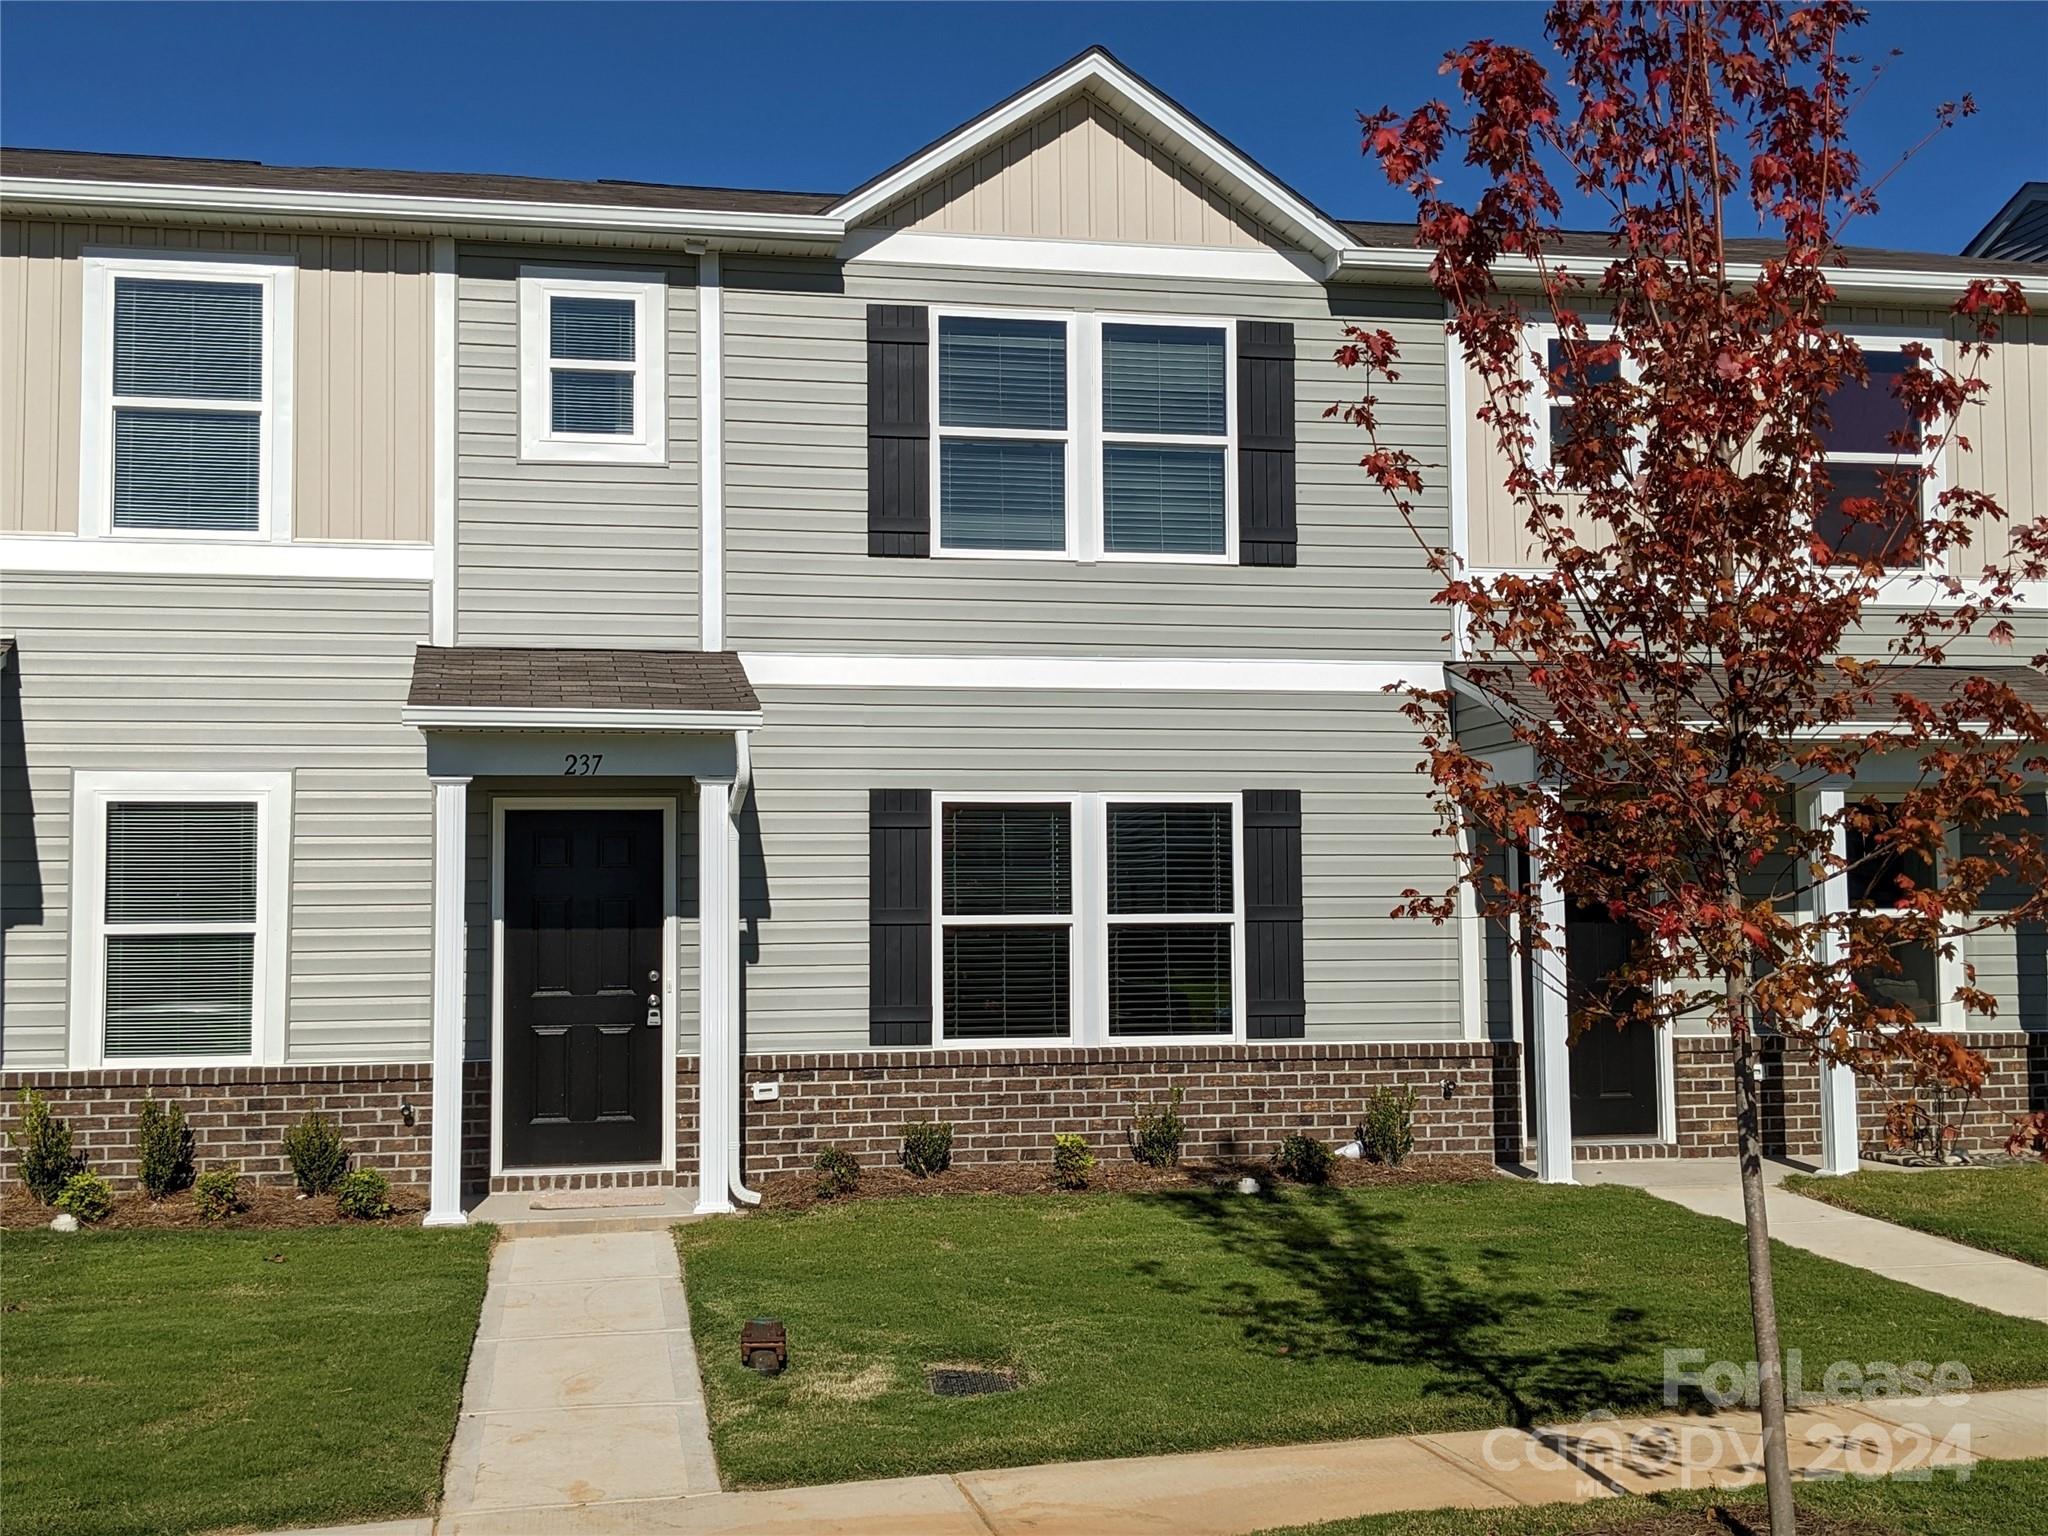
<box><xmin>738</xmin><ymin>685</ymin><xmax>1462</xmax><ymax>1054</ymax></box>
<box><xmin>0</xmin><ymin>574</ymin><xmax>431</xmax><ymax>1067</ymax></box>
<box><xmin>454</xmin><ymin>247</ymin><xmax>700</xmax><ymax>648</ymax></box>
<box><xmin>461</xmin><ymin>779</ymin><xmax>701</xmax><ymax>1060</ymax></box>
<box><xmin>722</xmin><ymin>259</ymin><xmax>1447</xmax><ymax>657</ymax></box>
<box><xmin>1963</xmin><ymin>798</ymin><xmax>2047</xmax><ymax>1033</ymax></box>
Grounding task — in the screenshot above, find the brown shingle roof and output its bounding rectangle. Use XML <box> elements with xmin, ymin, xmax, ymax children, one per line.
<box><xmin>1</xmin><ymin>146</ymin><xmax>839</xmax><ymax>217</ymax></box>
<box><xmin>1451</xmin><ymin>661</ymin><xmax>2048</xmax><ymax>727</ymax></box>
<box><xmin>408</xmin><ymin>646</ymin><xmax>759</xmax><ymax>715</ymax></box>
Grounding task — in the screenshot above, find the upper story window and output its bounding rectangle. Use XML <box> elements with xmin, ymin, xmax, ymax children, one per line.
<box><xmin>931</xmin><ymin>310</ymin><xmax>1238</xmax><ymax>563</ymax></box>
<box><xmin>518</xmin><ymin>267</ymin><xmax>667</xmax><ymax>465</ymax></box>
<box><xmin>1541</xmin><ymin>335</ymin><xmax>1623</xmax><ymax>465</ymax></box>
<box><xmin>80</xmin><ymin>252</ymin><xmax>295</xmax><ymax>541</ymax></box>
<box><xmin>1817</xmin><ymin>339</ymin><xmax>1935</xmax><ymax>570</ymax></box>
<box><xmin>68</xmin><ymin>771</ymin><xmax>292</xmax><ymax>1067</ymax></box>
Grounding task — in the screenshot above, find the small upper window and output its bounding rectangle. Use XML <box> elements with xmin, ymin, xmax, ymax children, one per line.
<box><xmin>81</xmin><ymin>254</ymin><xmax>293</xmax><ymax>540</ymax></box>
<box><xmin>1101</xmin><ymin>323</ymin><xmax>1231</xmax><ymax>558</ymax></box>
<box><xmin>1543</xmin><ymin>336</ymin><xmax>1623</xmax><ymax>465</ymax></box>
<box><xmin>935</xmin><ymin>316</ymin><xmax>1072</xmax><ymax>554</ymax></box>
<box><xmin>1816</xmin><ymin>347</ymin><xmax>1928</xmax><ymax>569</ymax></box>
<box><xmin>519</xmin><ymin>269</ymin><xmax>666</xmax><ymax>464</ymax></box>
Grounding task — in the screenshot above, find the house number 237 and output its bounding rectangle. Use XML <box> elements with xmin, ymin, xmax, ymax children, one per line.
<box><xmin>562</xmin><ymin>753</ymin><xmax>604</xmax><ymax>777</ymax></box>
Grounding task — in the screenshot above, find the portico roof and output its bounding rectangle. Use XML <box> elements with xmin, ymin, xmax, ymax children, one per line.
<box><xmin>402</xmin><ymin>645</ymin><xmax>762</xmax><ymax>732</ymax></box>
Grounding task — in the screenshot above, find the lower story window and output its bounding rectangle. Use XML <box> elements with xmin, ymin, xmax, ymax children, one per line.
<box><xmin>70</xmin><ymin>772</ymin><xmax>290</xmax><ymax>1066</ymax></box>
<box><xmin>1107</xmin><ymin>801</ymin><xmax>1235</xmax><ymax>1036</ymax></box>
<box><xmin>1846</xmin><ymin>804</ymin><xmax>1944</xmax><ymax>1024</ymax></box>
<box><xmin>940</xmin><ymin>801</ymin><xmax>1074</xmax><ymax>1040</ymax></box>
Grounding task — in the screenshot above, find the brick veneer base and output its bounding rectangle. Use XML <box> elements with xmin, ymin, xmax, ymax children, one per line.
<box><xmin>0</xmin><ymin>1064</ymin><xmax>436</xmax><ymax>1190</ymax></box>
<box><xmin>736</xmin><ymin>1041</ymin><xmax>1523</xmax><ymax>1181</ymax></box>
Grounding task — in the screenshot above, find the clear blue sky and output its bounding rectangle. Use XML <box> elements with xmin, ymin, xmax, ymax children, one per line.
<box><xmin>4</xmin><ymin>2</ymin><xmax>2042</xmax><ymax>254</ymax></box>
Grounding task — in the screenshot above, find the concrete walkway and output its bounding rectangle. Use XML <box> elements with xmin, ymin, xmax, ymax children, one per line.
<box><xmin>431</xmin><ymin>1385</ymin><xmax>2047</xmax><ymax>1534</ymax></box>
<box><xmin>1579</xmin><ymin>1157</ymin><xmax>2048</xmax><ymax>1324</ymax></box>
<box><xmin>438</xmin><ymin>1230</ymin><xmax>721</xmax><ymax>1523</ymax></box>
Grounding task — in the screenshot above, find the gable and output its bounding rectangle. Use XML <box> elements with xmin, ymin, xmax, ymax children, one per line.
<box><xmin>871</xmin><ymin>94</ymin><xmax>1286</xmax><ymax>251</ymax></box>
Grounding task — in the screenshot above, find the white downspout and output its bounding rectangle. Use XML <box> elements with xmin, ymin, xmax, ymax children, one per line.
<box><xmin>727</xmin><ymin>731</ymin><xmax>760</xmax><ymax>1207</ymax></box>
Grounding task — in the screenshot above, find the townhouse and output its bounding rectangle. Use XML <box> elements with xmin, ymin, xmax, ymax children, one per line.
<box><xmin>2</xmin><ymin>49</ymin><xmax>2042</xmax><ymax>1224</ymax></box>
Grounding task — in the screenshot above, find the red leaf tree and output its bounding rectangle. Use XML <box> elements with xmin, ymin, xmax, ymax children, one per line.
<box><xmin>1338</xmin><ymin>5</ymin><xmax>2046</xmax><ymax>1532</ymax></box>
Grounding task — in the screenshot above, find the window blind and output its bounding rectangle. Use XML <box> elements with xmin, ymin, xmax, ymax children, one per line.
<box><xmin>1103</xmin><ymin>324</ymin><xmax>1225</xmax><ymax>435</ymax></box>
<box><xmin>1106</xmin><ymin>802</ymin><xmax>1233</xmax><ymax>1038</ymax></box>
<box><xmin>943</xmin><ymin>803</ymin><xmax>1071</xmax><ymax>915</ymax></box>
<box><xmin>943</xmin><ymin>926</ymin><xmax>1070</xmax><ymax>1039</ymax></box>
<box><xmin>551</xmin><ymin>296</ymin><xmax>637</xmax><ymax>362</ymax></box>
<box><xmin>114</xmin><ymin>278</ymin><xmax>262</xmax><ymax>400</ymax></box>
<box><xmin>1108</xmin><ymin>803</ymin><xmax>1232</xmax><ymax>913</ymax></box>
<box><xmin>939</xmin><ymin>439</ymin><xmax>1065</xmax><ymax>550</ymax></box>
<box><xmin>102</xmin><ymin>801</ymin><xmax>259</xmax><ymax>1059</ymax></box>
<box><xmin>938</xmin><ymin>316</ymin><xmax>1066</xmax><ymax>429</ymax></box>
<box><xmin>1107</xmin><ymin>925</ymin><xmax>1231</xmax><ymax>1037</ymax></box>
<box><xmin>551</xmin><ymin>370</ymin><xmax>637</xmax><ymax>435</ymax></box>
<box><xmin>113</xmin><ymin>409</ymin><xmax>262</xmax><ymax>531</ymax></box>
<box><xmin>1102</xmin><ymin>445</ymin><xmax>1226</xmax><ymax>555</ymax></box>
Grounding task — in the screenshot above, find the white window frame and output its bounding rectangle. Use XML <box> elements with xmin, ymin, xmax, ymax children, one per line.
<box><xmin>1524</xmin><ymin>319</ymin><xmax>1639</xmax><ymax>476</ymax></box>
<box><xmin>1097</xmin><ymin>792</ymin><xmax>1246</xmax><ymax>1045</ymax></box>
<box><xmin>518</xmin><ymin>266</ymin><xmax>667</xmax><ymax>465</ymax></box>
<box><xmin>1846</xmin><ymin>793</ymin><xmax>1966</xmax><ymax>1032</ymax></box>
<box><xmin>1091</xmin><ymin>314</ymin><xmax>1238</xmax><ymax>565</ymax></box>
<box><xmin>66</xmin><ymin>770</ymin><xmax>293</xmax><ymax>1069</ymax></box>
<box><xmin>1820</xmin><ymin>328</ymin><xmax>1947</xmax><ymax>579</ymax></box>
<box><xmin>931</xmin><ymin>791</ymin><xmax>1083</xmax><ymax>1045</ymax></box>
<box><xmin>78</xmin><ymin>249</ymin><xmax>296</xmax><ymax>544</ymax></box>
<box><xmin>929</xmin><ymin>790</ymin><xmax>1248</xmax><ymax>1048</ymax></box>
<box><xmin>931</xmin><ymin>306</ymin><xmax>1080</xmax><ymax>560</ymax></box>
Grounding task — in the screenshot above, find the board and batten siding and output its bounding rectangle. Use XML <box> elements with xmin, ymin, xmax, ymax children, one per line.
<box><xmin>1464</xmin><ymin>307</ymin><xmax>2048</xmax><ymax>582</ymax></box>
<box><xmin>737</xmin><ymin>686</ymin><xmax>1463</xmax><ymax>1055</ymax></box>
<box><xmin>721</xmin><ymin>258</ymin><xmax>1448</xmax><ymax>658</ymax></box>
<box><xmin>876</xmin><ymin>94</ymin><xmax>1280</xmax><ymax>250</ymax></box>
<box><xmin>454</xmin><ymin>248</ymin><xmax>700</xmax><ymax>648</ymax></box>
<box><xmin>0</xmin><ymin>574</ymin><xmax>433</xmax><ymax>1068</ymax></box>
<box><xmin>0</xmin><ymin>216</ymin><xmax>433</xmax><ymax>542</ymax></box>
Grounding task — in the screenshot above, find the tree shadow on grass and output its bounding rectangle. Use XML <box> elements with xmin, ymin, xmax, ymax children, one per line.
<box><xmin>1134</xmin><ymin>1188</ymin><xmax>1690</xmax><ymax>1428</ymax></box>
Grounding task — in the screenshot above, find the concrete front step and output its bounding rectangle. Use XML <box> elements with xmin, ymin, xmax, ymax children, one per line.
<box><xmin>466</xmin><ymin>1185</ymin><xmax>714</xmax><ymax>1238</ymax></box>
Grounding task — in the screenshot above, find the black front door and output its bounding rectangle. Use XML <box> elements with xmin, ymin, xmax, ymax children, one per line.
<box><xmin>502</xmin><ymin>808</ymin><xmax>665</xmax><ymax>1168</ymax></box>
<box><xmin>1565</xmin><ymin>897</ymin><xmax>1659</xmax><ymax>1138</ymax></box>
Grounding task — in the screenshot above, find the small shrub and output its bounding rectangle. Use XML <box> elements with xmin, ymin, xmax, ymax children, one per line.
<box><xmin>192</xmin><ymin>1166</ymin><xmax>247</xmax><ymax>1221</ymax></box>
<box><xmin>10</xmin><ymin>1089</ymin><xmax>81</xmax><ymax>1204</ymax></box>
<box><xmin>1129</xmin><ymin>1086</ymin><xmax>1186</xmax><ymax>1168</ymax></box>
<box><xmin>1277</xmin><ymin>1133</ymin><xmax>1334</xmax><ymax>1185</ymax></box>
<box><xmin>333</xmin><ymin>1168</ymin><xmax>393</xmax><ymax>1220</ymax></box>
<box><xmin>899</xmin><ymin>1120</ymin><xmax>954</xmax><ymax>1178</ymax></box>
<box><xmin>54</xmin><ymin>1170</ymin><xmax>114</xmax><ymax>1224</ymax></box>
<box><xmin>282</xmin><ymin>1113</ymin><xmax>349</xmax><ymax>1195</ymax></box>
<box><xmin>814</xmin><ymin>1144</ymin><xmax>862</xmax><ymax>1199</ymax></box>
<box><xmin>1361</xmin><ymin>1086</ymin><xmax>1418</xmax><ymax>1166</ymax></box>
<box><xmin>1051</xmin><ymin>1133</ymin><xmax>1095</xmax><ymax>1191</ymax></box>
<box><xmin>136</xmin><ymin>1094</ymin><xmax>195</xmax><ymax>1199</ymax></box>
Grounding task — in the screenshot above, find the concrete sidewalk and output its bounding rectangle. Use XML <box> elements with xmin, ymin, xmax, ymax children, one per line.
<box><xmin>430</xmin><ymin>1385</ymin><xmax>2046</xmax><ymax>1535</ymax></box>
<box><xmin>1579</xmin><ymin>1158</ymin><xmax>2048</xmax><ymax>1324</ymax></box>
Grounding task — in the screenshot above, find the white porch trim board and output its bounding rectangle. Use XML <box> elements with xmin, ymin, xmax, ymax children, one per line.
<box><xmin>1811</xmin><ymin>786</ymin><xmax>1862</xmax><ymax>1176</ymax></box>
<box><xmin>1526</xmin><ymin>807</ymin><xmax>1576</xmax><ymax>1184</ymax></box>
<box><xmin>424</xmin><ymin>775</ymin><xmax>471</xmax><ymax>1227</ymax></box>
<box><xmin>695</xmin><ymin>777</ymin><xmax>737</xmax><ymax>1214</ymax></box>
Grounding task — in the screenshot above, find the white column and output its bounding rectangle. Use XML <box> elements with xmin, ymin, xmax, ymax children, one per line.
<box><xmin>424</xmin><ymin>775</ymin><xmax>470</xmax><ymax>1227</ymax></box>
<box><xmin>1812</xmin><ymin>787</ymin><xmax>1861</xmax><ymax>1175</ymax></box>
<box><xmin>1526</xmin><ymin>812</ymin><xmax>1576</xmax><ymax>1184</ymax></box>
<box><xmin>695</xmin><ymin>776</ymin><xmax>736</xmax><ymax>1214</ymax></box>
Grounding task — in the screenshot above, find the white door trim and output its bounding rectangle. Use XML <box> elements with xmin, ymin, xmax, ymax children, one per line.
<box><xmin>489</xmin><ymin>794</ymin><xmax>680</xmax><ymax>1179</ymax></box>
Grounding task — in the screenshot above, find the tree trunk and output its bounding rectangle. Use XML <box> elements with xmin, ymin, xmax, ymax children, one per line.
<box><xmin>1732</xmin><ymin>1017</ymin><xmax>1799</xmax><ymax>1536</ymax></box>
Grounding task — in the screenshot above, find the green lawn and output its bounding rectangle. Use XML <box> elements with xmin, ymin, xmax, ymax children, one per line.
<box><xmin>675</xmin><ymin>1182</ymin><xmax>2048</xmax><ymax>1490</ymax></box>
<box><xmin>1257</xmin><ymin>1456</ymin><xmax>2046</xmax><ymax>1535</ymax></box>
<box><xmin>1783</xmin><ymin>1164</ymin><xmax>2048</xmax><ymax>1268</ymax></box>
<box><xmin>2</xmin><ymin>1225</ymin><xmax>494</xmax><ymax>1536</ymax></box>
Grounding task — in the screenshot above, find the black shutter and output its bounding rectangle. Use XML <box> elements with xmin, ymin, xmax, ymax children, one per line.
<box><xmin>1243</xmin><ymin>789</ymin><xmax>1305</xmax><ymax>1038</ymax></box>
<box><xmin>868</xmin><ymin>305</ymin><xmax>930</xmax><ymax>557</ymax></box>
<box><xmin>1237</xmin><ymin>321</ymin><xmax>1296</xmax><ymax>567</ymax></box>
<box><xmin>869</xmin><ymin>789</ymin><xmax>932</xmax><ymax>1045</ymax></box>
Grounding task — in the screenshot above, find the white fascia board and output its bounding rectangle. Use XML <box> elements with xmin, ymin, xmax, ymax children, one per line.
<box><xmin>2</xmin><ymin>533</ymin><xmax>431</xmax><ymax>581</ymax></box>
<box><xmin>841</xmin><ymin>227</ymin><xmax>1324</xmax><ymax>285</ymax></box>
<box><xmin>0</xmin><ymin>176</ymin><xmax>845</xmax><ymax>247</ymax></box>
<box><xmin>828</xmin><ymin>53</ymin><xmax>1354</xmax><ymax>261</ymax></box>
<box><xmin>738</xmin><ymin>652</ymin><xmax>1442</xmax><ymax>694</ymax></box>
<box><xmin>402</xmin><ymin>705</ymin><xmax>763</xmax><ymax>733</ymax></box>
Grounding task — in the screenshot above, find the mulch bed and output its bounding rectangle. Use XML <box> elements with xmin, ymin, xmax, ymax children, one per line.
<box><xmin>0</xmin><ymin>1183</ymin><xmax>429</xmax><ymax>1231</ymax></box>
<box><xmin>757</xmin><ymin>1154</ymin><xmax>1495</xmax><ymax>1211</ymax></box>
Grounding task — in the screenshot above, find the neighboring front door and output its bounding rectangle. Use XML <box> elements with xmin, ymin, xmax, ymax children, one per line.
<box><xmin>1564</xmin><ymin>897</ymin><xmax>1659</xmax><ymax>1138</ymax></box>
<box><xmin>502</xmin><ymin>808</ymin><xmax>665</xmax><ymax>1168</ymax></box>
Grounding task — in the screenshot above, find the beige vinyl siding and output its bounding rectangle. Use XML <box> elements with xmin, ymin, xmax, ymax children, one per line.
<box><xmin>0</xmin><ymin>216</ymin><xmax>433</xmax><ymax>542</ymax></box>
<box><xmin>454</xmin><ymin>248</ymin><xmax>700</xmax><ymax>647</ymax></box>
<box><xmin>460</xmin><ymin>780</ymin><xmax>700</xmax><ymax>1061</ymax></box>
<box><xmin>1464</xmin><ymin>308</ymin><xmax>2047</xmax><ymax>578</ymax></box>
<box><xmin>739</xmin><ymin>686</ymin><xmax>1463</xmax><ymax>1055</ymax></box>
<box><xmin>0</xmin><ymin>574</ymin><xmax>432</xmax><ymax>1067</ymax></box>
<box><xmin>878</xmin><ymin>95</ymin><xmax>1279</xmax><ymax>249</ymax></box>
<box><xmin>723</xmin><ymin>259</ymin><xmax>1448</xmax><ymax>657</ymax></box>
